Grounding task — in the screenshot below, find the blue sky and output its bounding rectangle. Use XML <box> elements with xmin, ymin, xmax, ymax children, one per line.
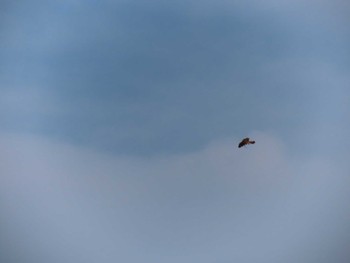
<box><xmin>1</xmin><ymin>1</ymin><xmax>350</xmax><ymax>262</ymax></box>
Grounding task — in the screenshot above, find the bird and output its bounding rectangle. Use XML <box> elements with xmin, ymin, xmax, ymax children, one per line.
<box><xmin>238</xmin><ymin>137</ymin><xmax>255</xmax><ymax>148</ymax></box>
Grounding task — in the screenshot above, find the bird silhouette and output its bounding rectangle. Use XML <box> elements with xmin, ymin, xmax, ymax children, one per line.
<box><xmin>238</xmin><ymin>137</ymin><xmax>255</xmax><ymax>148</ymax></box>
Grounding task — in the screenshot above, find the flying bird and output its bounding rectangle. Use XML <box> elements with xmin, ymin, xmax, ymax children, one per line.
<box><xmin>238</xmin><ymin>137</ymin><xmax>255</xmax><ymax>148</ymax></box>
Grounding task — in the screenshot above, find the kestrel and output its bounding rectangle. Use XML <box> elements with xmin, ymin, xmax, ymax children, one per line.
<box><xmin>238</xmin><ymin>137</ymin><xmax>255</xmax><ymax>148</ymax></box>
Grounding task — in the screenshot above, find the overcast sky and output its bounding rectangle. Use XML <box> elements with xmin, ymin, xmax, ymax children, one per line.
<box><xmin>1</xmin><ymin>1</ymin><xmax>350</xmax><ymax>263</ymax></box>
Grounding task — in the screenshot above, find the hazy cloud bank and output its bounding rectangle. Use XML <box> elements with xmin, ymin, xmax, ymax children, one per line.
<box><xmin>0</xmin><ymin>132</ymin><xmax>349</xmax><ymax>263</ymax></box>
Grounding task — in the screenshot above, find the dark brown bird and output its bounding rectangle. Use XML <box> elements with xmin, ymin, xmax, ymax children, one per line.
<box><xmin>238</xmin><ymin>137</ymin><xmax>255</xmax><ymax>148</ymax></box>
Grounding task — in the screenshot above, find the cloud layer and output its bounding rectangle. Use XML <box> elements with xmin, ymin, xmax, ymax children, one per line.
<box><xmin>1</xmin><ymin>132</ymin><xmax>349</xmax><ymax>263</ymax></box>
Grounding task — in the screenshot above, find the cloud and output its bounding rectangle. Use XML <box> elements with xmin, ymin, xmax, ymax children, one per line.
<box><xmin>0</xmin><ymin>132</ymin><xmax>349</xmax><ymax>263</ymax></box>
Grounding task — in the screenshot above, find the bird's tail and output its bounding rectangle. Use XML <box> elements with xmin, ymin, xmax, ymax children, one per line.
<box><xmin>249</xmin><ymin>141</ymin><xmax>255</xmax><ymax>144</ymax></box>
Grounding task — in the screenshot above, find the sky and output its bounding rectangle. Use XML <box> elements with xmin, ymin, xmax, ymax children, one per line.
<box><xmin>0</xmin><ymin>0</ymin><xmax>350</xmax><ymax>262</ymax></box>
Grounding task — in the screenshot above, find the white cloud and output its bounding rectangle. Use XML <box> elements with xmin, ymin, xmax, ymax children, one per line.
<box><xmin>0</xmin><ymin>132</ymin><xmax>349</xmax><ymax>263</ymax></box>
